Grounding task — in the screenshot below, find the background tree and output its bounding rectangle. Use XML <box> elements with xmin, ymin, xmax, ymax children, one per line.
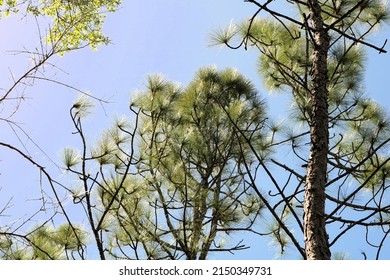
<box><xmin>212</xmin><ymin>0</ymin><xmax>390</xmax><ymax>259</ymax></box>
<box><xmin>32</xmin><ymin>66</ymin><xmax>269</xmax><ymax>260</ymax></box>
<box><xmin>122</xmin><ymin>67</ymin><xmax>268</xmax><ymax>259</ymax></box>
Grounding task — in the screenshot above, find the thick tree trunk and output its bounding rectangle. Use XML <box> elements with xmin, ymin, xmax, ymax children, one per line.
<box><xmin>304</xmin><ymin>0</ymin><xmax>331</xmax><ymax>260</ymax></box>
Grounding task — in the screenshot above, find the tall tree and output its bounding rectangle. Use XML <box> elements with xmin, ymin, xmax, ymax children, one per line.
<box><xmin>0</xmin><ymin>66</ymin><xmax>270</xmax><ymax>259</ymax></box>
<box><xmin>304</xmin><ymin>0</ymin><xmax>331</xmax><ymax>259</ymax></box>
<box><xmin>127</xmin><ymin>67</ymin><xmax>268</xmax><ymax>259</ymax></box>
<box><xmin>212</xmin><ymin>0</ymin><xmax>389</xmax><ymax>259</ymax></box>
<box><xmin>68</xmin><ymin>67</ymin><xmax>269</xmax><ymax>259</ymax></box>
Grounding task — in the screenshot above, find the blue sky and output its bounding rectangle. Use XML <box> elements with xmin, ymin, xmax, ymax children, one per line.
<box><xmin>0</xmin><ymin>0</ymin><xmax>389</xmax><ymax>259</ymax></box>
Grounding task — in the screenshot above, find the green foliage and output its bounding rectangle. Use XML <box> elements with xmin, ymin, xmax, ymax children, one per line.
<box><xmin>0</xmin><ymin>224</ymin><xmax>87</xmax><ymax>260</ymax></box>
<box><xmin>0</xmin><ymin>0</ymin><xmax>121</xmax><ymax>52</ymax></box>
<box><xmin>107</xmin><ymin>66</ymin><xmax>269</xmax><ymax>259</ymax></box>
<box><xmin>0</xmin><ymin>0</ymin><xmax>17</xmax><ymax>18</ymax></box>
<box><xmin>332</xmin><ymin>251</ymin><xmax>350</xmax><ymax>260</ymax></box>
<box><xmin>321</xmin><ymin>0</ymin><xmax>390</xmax><ymax>28</ymax></box>
<box><xmin>54</xmin><ymin>223</ymin><xmax>88</xmax><ymax>251</ymax></box>
<box><xmin>63</xmin><ymin>147</ymin><xmax>81</xmax><ymax>168</ymax></box>
<box><xmin>55</xmin><ymin>66</ymin><xmax>268</xmax><ymax>258</ymax></box>
<box><xmin>213</xmin><ymin>0</ymin><xmax>390</xmax><ymax>186</ymax></box>
<box><xmin>72</xmin><ymin>94</ymin><xmax>95</xmax><ymax>118</ymax></box>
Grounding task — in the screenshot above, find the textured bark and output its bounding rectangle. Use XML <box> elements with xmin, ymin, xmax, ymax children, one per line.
<box><xmin>304</xmin><ymin>0</ymin><xmax>331</xmax><ymax>260</ymax></box>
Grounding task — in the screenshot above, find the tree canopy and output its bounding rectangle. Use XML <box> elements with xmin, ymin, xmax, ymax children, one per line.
<box><xmin>1</xmin><ymin>0</ymin><xmax>389</xmax><ymax>260</ymax></box>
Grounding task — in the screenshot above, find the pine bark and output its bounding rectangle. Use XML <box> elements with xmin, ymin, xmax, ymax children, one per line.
<box><xmin>304</xmin><ymin>0</ymin><xmax>332</xmax><ymax>260</ymax></box>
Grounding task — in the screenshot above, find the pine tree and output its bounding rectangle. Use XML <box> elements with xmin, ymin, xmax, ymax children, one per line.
<box><xmin>127</xmin><ymin>67</ymin><xmax>268</xmax><ymax>259</ymax></box>
<box><xmin>212</xmin><ymin>0</ymin><xmax>390</xmax><ymax>259</ymax></box>
<box><xmin>5</xmin><ymin>66</ymin><xmax>270</xmax><ymax>260</ymax></box>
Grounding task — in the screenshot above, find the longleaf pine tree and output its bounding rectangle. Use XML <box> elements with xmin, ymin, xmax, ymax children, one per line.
<box><xmin>125</xmin><ymin>67</ymin><xmax>268</xmax><ymax>259</ymax></box>
<box><xmin>212</xmin><ymin>0</ymin><xmax>389</xmax><ymax>259</ymax></box>
<box><xmin>1</xmin><ymin>67</ymin><xmax>269</xmax><ymax>259</ymax></box>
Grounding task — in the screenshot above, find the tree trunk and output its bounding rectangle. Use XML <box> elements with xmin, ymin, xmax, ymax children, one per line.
<box><xmin>304</xmin><ymin>0</ymin><xmax>331</xmax><ymax>260</ymax></box>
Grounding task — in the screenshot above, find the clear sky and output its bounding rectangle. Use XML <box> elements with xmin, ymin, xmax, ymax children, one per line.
<box><xmin>0</xmin><ymin>0</ymin><xmax>389</xmax><ymax>259</ymax></box>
